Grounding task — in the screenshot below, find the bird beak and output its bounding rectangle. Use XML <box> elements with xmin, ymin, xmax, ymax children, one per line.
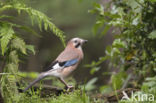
<box><xmin>83</xmin><ymin>39</ymin><xmax>88</xmax><ymax>44</ymax></box>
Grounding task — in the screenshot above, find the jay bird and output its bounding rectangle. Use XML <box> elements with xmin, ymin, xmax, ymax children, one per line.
<box><xmin>23</xmin><ymin>37</ymin><xmax>87</xmax><ymax>92</ymax></box>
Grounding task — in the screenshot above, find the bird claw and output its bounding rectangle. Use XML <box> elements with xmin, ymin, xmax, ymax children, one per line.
<box><xmin>66</xmin><ymin>85</ymin><xmax>74</xmax><ymax>91</ymax></box>
<box><xmin>67</xmin><ymin>85</ymin><xmax>73</xmax><ymax>89</ymax></box>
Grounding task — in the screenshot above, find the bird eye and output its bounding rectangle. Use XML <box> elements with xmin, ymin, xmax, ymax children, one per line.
<box><xmin>74</xmin><ymin>40</ymin><xmax>78</xmax><ymax>43</ymax></box>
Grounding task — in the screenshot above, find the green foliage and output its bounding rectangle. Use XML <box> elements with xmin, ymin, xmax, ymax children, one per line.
<box><xmin>111</xmin><ymin>72</ymin><xmax>127</xmax><ymax>90</ymax></box>
<box><xmin>11</xmin><ymin>37</ymin><xmax>27</xmax><ymax>54</ymax></box>
<box><xmin>0</xmin><ymin>23</ymin><xmax>14</xmax><ymax>55</ymax></box>
<box><xmin>16</xmin><ymin>90</ymin><xmax>90</xmax><ymax>103</ymax></box>
<box><xmin>90</xmin><ymin>0</ymin><xmax>156</xmax><ymax>101</ymax></box>
<box><xmin>26</xmin><ymin>45</ymin><xmax>35</xmax><ymax>55</ymax></box>
<box><xmin>1</xmin><ymin>50</ymin><xmax>20</xmax><ymax>103</ymax></box>
<box><xmin>84</xmin><ymin>77</ymin><xmax>98</xmax><ymax>91</ymax></box>
<box><xmin>47</xmin><ymin>90</ymin><xmax>90</xmax><ymax>103</ymax></box>
<box><xmin>142</xmin><ymin>76</ymin><xmax>156</xmax><ymax>94</ymax></box>
<box><xmin>148</xmin><ymin>30</ymin><xmax>156</xmax><ymax>39</ymax></box>
<box><xmin>0</xmin><ymin>0</ymin><xmax>65</xmax><ymax>102</ymax></box>
<box><xmin>0</xmin><ymin>1</ymin><xmax>65</xmax><ymax>46</ymax></box>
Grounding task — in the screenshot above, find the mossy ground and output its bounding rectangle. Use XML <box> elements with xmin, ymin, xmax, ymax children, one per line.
<box><xmin>12</xmin><ymin>89</ymin><xmax>91</xmax><ymax>103</ymax></box>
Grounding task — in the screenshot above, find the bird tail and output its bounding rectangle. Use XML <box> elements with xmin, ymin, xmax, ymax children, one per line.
<box><xmin>23</xmin><ymin>73</ymin><xmax>48</xmax><ymax>92</ymax></box>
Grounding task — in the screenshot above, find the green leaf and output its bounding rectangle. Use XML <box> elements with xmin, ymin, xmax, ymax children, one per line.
<box><xmin>149</xmin><ymin>0</ymin><xmax>156</xmax><ymax>2</ymax></box>
<box><xmin>124</xmin><ymin>0</ymin><xmax>142</xmax><ymax>13</ymax></box>
<box><xmin>100</xmin><ymin>85</ymin><xmax>112</xmax><ymax>94</ymax></box>
<box><xmin>93</xmin><ymin>21</ymin><xmax>104</xmax><ymax>35</ymax></box>
<box><xmin>0</xmin><ymin>24</ymin><xmax>14</xmax><ymax>55</ymax></box>
<box><xmin>100</xmin><ymin>25</ymin><xmax>111</xmax><ymax>37</ymax></box>
<box><xmin>112</xmin><ymin>39</ymin><xmax>125</xmax><ymax>48</ymax></box>
<box><xmin>9</xmin><ymin>50</ymin><xmax>19</xmax><ymax>64</ymax></box>
<box><xmin>90</xmin><ymin>67</ymin><xmax>100</xmax><ymax>75</ymax></box>
<box><xmin>105</xmin><ymin>45</ymin><xmax>112</xmax><ymax>55</ymax></box>
<box><xmin>93</xmin><ymin>3</ymin><xmax>104</xmax><ymax>15</ymax></box>
<box><xmin>111</xmin><ymin>72</ymin><xmax>127</xmax><ymax>89</ymax></box>
<box><xmin>142</xmin><ymin>76</ymin><xmax>156</xmax><ymax>93</ymax></box>
<box><xmin>132</xmin><ymin>16</ymin><xmax>139</xmax><ymax>26</ymax></box>
<box><xmin>148</xmin><ymin>30</ymin><xmax>156</xmax><ymax>39</ymax></box>
<box><xmin>145</xmin><ymin>76</ymin><xmax>156</xmax><ymax>81</ymax></box>
<box><xmin>26</xmin><ymin>45</ymin><xmax>35</xmax><ymax>55</ymax></box>
<box><xmin>85</xmin><ymin>77</ymin><xmax>98</xmax><ymax>91</ymax></box>
<box><xmin>11</xmin><ymin>37</ymin><xmax>26</xmax><ymax>54</ymax></box>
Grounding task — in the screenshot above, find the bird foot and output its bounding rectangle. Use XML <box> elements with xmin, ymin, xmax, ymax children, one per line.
<box><xmin>66</xmin><ymin>85</ymin><xmax>74</xmax><ymax>91</ymax></box>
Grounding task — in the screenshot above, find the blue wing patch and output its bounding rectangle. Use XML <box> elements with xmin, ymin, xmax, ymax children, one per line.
<box><xmin>64</xmin><ymin>59</ymin><xmax>78</xmax><ymax>67</ymax></box>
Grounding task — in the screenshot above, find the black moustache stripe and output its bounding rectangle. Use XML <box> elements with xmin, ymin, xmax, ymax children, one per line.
<box><xmin>75</xmin><ymin>43</ymin><xmax>81</xmax><ymax>48</ymax></box>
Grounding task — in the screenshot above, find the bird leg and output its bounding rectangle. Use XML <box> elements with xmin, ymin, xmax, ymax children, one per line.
<box><xmin>58</xmin><ymin>77</ymin><xmax>73</xmax><ymax>90</ymax></box>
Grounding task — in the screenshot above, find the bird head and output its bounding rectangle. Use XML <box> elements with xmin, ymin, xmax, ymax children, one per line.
<box><xmin>67</xmin><ymin>37</ymin><xmax>88</xmax><ymax>49</ymax></box>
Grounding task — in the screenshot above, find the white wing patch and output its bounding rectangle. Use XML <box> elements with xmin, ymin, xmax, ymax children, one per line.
<box><xmin>48</xmin><ymin>62</ymin><xmax>63</xmax><ymax>77</ymax></box>
<box><xmin>52</xmin><ymin>63</ymin><xmax>64</xmax><ymax>70</ymax></box>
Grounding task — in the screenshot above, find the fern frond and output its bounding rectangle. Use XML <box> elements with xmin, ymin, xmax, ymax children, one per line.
<box><xmin>0</xmin><ymin>23</ymin><xmax>14</xmax><ymax>55</ymax></box>
<box><xmin>11</xmin><ymin>36</ymin><xmax>27</xmax><ymax>54</ymax></box>
<box><xmin>26</xmin><ymin>45</ymin><xmax>35</xmax><ymax>55</ymax></box>
<box><xmin>0</xmin><ymin>21</ymin><xmax>40</xmax><ymax>37</ymax></box>
<box><xmin>0</xmin><ymin>3</ymin><xmax>66</xmax><ymax>46</ymax></box>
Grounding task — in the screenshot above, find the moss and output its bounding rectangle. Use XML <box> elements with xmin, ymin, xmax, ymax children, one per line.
<box><xmin>11</xmin><ymin>89</ymin><xmax>90</xmax><ymax>103</ymax></box>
